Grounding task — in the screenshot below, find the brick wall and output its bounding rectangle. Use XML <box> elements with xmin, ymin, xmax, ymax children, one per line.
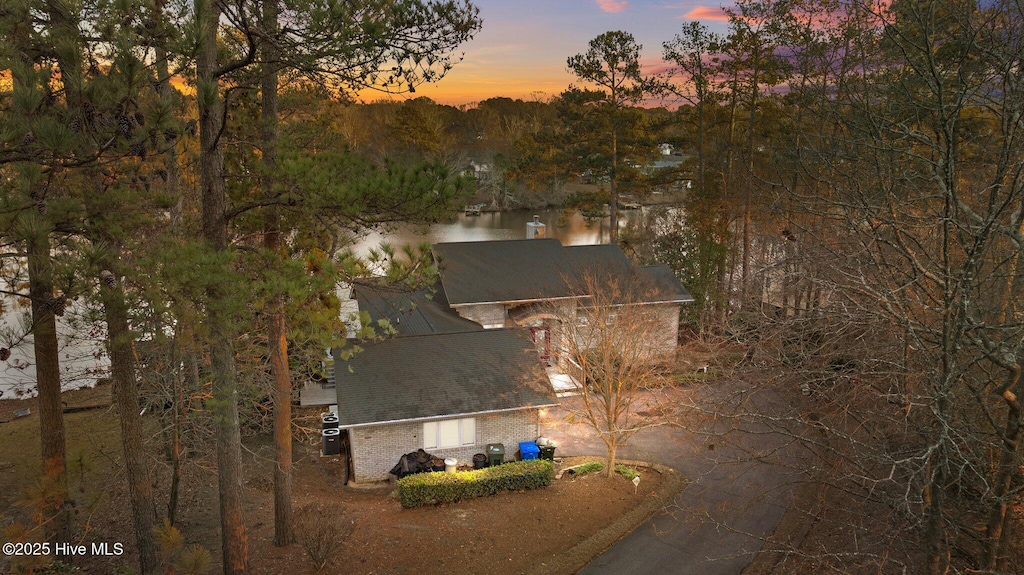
<box><xmin>651</xmin><ymin>303</ymin><xmax>680</xmax><ymax>358</ymax></box>
<box><xmin>452</xmin><ymin>303</ymin><xmax>507</xmax><ymax>328</ymax></box>
<box><xmin>347</xmin><ymin>409</ymin><xmax>542</xmax><ymax>483</ymax></box>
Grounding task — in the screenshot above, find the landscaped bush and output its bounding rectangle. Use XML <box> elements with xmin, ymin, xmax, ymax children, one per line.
<box><xmin>397</xmin><ymin>460</ymin><xmax>554</xmax><ymax>508</ymax></box>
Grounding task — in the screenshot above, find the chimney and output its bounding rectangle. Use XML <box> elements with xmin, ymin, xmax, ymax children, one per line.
<box><xmin>526</xmin><ymin>215</ymin><xmax>546</xmax><ymax>239</ymax></box>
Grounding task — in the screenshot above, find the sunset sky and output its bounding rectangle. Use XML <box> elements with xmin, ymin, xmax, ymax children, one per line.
<box><xmin>364</xmin><ymin>0</ymin><xmax>731</xmax><ymax>106</ymax></box>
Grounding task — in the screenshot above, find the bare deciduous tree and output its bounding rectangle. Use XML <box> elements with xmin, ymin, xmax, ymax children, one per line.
<box><xmin>551</xmin><ymin>273</ymin><xmax>676</xmax><ymax>476</ymax></box>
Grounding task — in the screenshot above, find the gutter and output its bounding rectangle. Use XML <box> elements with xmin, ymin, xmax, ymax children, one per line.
<box><xmin>339</xmin><ymin>402</ymin><xmax>560</xmax><ymax>430</ymax></box>
<box><xmin>448</xmin><ymin>295</ymin><xmax>583</xmax><ymax>307</ymax></box>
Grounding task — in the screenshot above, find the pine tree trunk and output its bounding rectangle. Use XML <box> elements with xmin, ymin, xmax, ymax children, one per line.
<box><xmin>198</xmin><ymin>0</ymin><xmax>249</xmax><ymax>570</ymax></box>
<box><xmin>154</xmin><ymin>51</ymin><xmax>182</xmax><ymax>226</ymax></box>
<box><xmin>102</xmin><ymin>272</ymin><xmax>158</xmax><ymax>574</ymax></box>
<box><xmin>27</xmin><ymin>230</ymin><xmax>70</xmax><ymax>543</ymax></box>
<box><xmin>261</xmin><ymin>0</ymin><xmax>294</xmax><ymax>545</ymax></box>
<box><xmin>609</xmin><ymin>129</ymin><xmax>618</xmax><ymax>244</ymax></box>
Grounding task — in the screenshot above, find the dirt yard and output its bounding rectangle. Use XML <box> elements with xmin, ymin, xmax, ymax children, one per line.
<box><xmin>0</xmin><ymin>387</ymin><xmax>682</xmax><ymax>574</ymax></box>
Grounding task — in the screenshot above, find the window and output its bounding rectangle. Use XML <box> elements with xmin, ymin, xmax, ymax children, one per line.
<box><xmin>423</xmin><ymin>418</ymin><xmax>476</xmax><ymax>449</ymax></box>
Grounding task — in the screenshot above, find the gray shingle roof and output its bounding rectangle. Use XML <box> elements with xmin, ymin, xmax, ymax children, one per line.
<box><xmin>433</xmin><ymin>239</ymin><xmax>579</xmax><ymax>305</ymax></box>
<box><xmin>333</xmin><ymin>329</ymin><xmax>556</xmax><ymax>427</ymax></box>
<box><xmin>432</xmin><ymin>239</ymin><xmax>693</xmax><ymax>305</ymax></box>
<box><xmin>353</xmin><ymin>285</ymin><xmax>483</xmax><ymax>336</ymax></box>
<box><xmin>634</xmin><ymin>265</ymin><xmax>695</xmax><ymax>304</ymax></box>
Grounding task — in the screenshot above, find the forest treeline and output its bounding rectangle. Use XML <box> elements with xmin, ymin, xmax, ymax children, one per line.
<box><xmin>2</xmin><ymin>0</ymin><xmax>1024</xmax><ymax>573</ymax></box>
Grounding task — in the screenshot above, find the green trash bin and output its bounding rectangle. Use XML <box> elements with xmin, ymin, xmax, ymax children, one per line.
<box><xmin>486</xmin><ymin>443</ymin><xmax>505</xmax><ymax>467</ymax></box>
<box><xmin>539</xmin><ymin>445</ymin><xmax>555</xmax><ymax>461</ymax></box>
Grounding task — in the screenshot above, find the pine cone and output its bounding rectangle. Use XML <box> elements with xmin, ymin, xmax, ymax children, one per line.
<box><xmin>69</xmin><ymin>117</ymin><xmax>83</xmax><ymax>132</ymax></box>
<box><xmin>21</xmin><ymin>132</ymin><xmax>35</xmax><ymax>146</ymax></box>
<box><xmin>52</xmin><ymin>297</ymin><xmax>66</xmax><ymax>317</ymax></box>
<box><xmin>117</xmin><ymin>113</ymin><xmax>134</xmax><ymax>138</ymax></box>
<box><xmin>100</xmin><ymin>270</ymin><xmax>116</xmax><ymax>289</ymax></box>
<box><xmin>163</xmin><ymin>127</ymin><xmax>178</xmax><ymax>142</ymax></box>
<box><xmin>156</xmin><ymin>169</ymin><xmax>168</xmax><ymax>182</ymax></box>
<box><xmin>184</xmin><ymin>119</ymin><xmax>197</xmax><ymax>136</ymax></box>
<box><xmin>134</xmin><ymin>111</ymin><xmax>146</xmax><ymax>126</ymax></box>
<box><xmin>129</xmin><ymin>141</ymin><xmax>146</xmax><ymax>159</ymax></box>
<box><xmin>0</xmin><ymin>348</ymin><xmax>10</xmax><ymax>361</ymax></box>
<box><xmin>83</xmin><ymin>101</ymin><xmax>97</xmax><ymax>126</ymax></box>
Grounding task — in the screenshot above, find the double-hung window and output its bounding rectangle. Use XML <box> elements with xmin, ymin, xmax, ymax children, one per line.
<box><xmin>423</xmin><ymin>418</ymin><xmax>476</xmax><ymax>449</ymax></box>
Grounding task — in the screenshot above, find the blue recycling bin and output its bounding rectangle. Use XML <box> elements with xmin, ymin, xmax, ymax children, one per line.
<box><xmin>519</xmin><ymin>441</ymin><xmax>540</xmax><ymax>461</ymax></box>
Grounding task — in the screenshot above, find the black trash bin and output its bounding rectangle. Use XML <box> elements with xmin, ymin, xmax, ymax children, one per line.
<box><xmin>539</xmin><ymin>445</ymin><xmax>556</xmax><ymax>461</ymax></box>
<box><xmin>472</xmin><ymin>453</ymin><xmax>487</xmax><ymax>469</ymax></box>
<box><xmin>486</xmin><ymin>443</ymin><xmax>505</xmax><ymax>467</ymax></box>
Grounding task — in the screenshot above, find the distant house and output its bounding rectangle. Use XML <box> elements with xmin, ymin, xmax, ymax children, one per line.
<box><xmin>431</xmin><ymin>238</ymin><xmax>693</xmax><ymax>362</ymax></box>
<box><xmin>332</xmin><ymin>329</ymin><xmax>555</xmax><ymax>483</ymax></box>
<box><xmin>461</xmin><ymin>161</ymin><xmax>492</xmax><ymax>182</ymax></box>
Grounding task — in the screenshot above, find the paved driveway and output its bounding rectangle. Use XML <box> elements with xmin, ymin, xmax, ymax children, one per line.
<box><xmin>540</xmin><ymin>384</ymin><xmax>802</xmax><ymax>575</ymax></box>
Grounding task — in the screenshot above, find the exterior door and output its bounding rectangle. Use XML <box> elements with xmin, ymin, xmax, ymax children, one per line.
<box><xmin>530</xmin><ymin>325</ymin><xmax>551</xmax><ymax>364</ymax></box>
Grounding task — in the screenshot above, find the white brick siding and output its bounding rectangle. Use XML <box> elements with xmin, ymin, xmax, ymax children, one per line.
<box><xmin>452</xmin><ymin>303</ymin><xmax>507</xmax><ymax>328</ymax></box>
<box><xmin>347</xmin><ymin>409</ymin><xmax>542</xmax><ymax>483</ymax></box>
<box><xmin>651</xmin><ymin>303</ymin><xmax>680</xmax><ymax>358</ymax></box>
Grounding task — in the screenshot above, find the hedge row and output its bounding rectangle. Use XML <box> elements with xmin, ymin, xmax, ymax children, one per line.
<box><xmin>396</xmin><ymin>459</ymin><xmax>554</xmax><ymax>508</ymax></box>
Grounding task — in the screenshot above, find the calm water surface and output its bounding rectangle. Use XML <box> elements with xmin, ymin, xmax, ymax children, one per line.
<box><xmin>349</xmin><ymin>208</ymin><xmax>642</xmax><ymax>254</ymax></box>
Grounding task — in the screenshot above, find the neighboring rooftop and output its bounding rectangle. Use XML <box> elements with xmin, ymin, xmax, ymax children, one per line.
<box><xmin>333</xmin><ymin>329</ymin><xmax>556</xmax><ymax>428</ymax></box>
<box><xmin>432</xmin><ymin>238</ymin><xmax>693</xmax><ymax>306</ymax></box>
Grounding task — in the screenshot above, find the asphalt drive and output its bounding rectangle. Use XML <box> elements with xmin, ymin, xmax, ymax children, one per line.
<box><xmin>540</xmin><ymin>384</ymin><xmax>801</xmax><ymax>575</ymax></box>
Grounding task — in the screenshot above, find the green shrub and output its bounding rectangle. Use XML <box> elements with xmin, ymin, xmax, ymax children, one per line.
<box><xmin>615</xmin><ymin>465</ymin><xmax>639</xmax><ymax>480</ymax></box>
<box><xmin>396</xmin><ymin>460</ymin><xmax>554</xmax><ymax>508</ymax></box>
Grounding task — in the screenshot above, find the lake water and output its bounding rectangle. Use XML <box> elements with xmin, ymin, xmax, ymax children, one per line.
<box><xmin>348</xmin><ymin>208</ymin><xmax>642</xmax><ymax>255</ymax></box>
<box><xmin>0</xmin><ymin>209</ymin><xmax>643</xmax><ymax>398</ymax></box>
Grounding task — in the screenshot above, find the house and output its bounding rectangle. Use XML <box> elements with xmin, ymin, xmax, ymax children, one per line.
<box><xmin>431</xmin><ymin>238</ymin><xmax>693</xmax><ymax>362</ymax></box>
<box><xmin>301</xmin><ymin>238</ymin><xmax>691</xmax><ymax>483</ymax></box>
<box><xmin>332</xmin><ymin>328</ymin><xmax>556</xmax><ymax>483</ymax></box>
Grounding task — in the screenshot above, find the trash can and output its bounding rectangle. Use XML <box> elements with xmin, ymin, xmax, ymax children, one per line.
<box><xmin>321</xmin><ymin>428</ymin><xmax>340</xmax><ymax>456</ymax></box>
<box><xmin>486</xmin><ymin>443</ymin><xmax>505</xmax><ymax>467</ymax></box>
<box><xmin>444</xmin><ymin>458</ymin><xmax>457</xmax><ymax>473</ymax></box>
<box><xmin>519</xmin><ymin>441</ymin><xmax>540</xmax><ymax>461</ymax></box>
<box><xmin>472</xmin><ymin>453</ymin><xmax>487</xmax><ymax>469</ymax></box>
<box><xmin>539</xmin><ymin>445</ymin><xmax>556</xmax><ymax>461</ymax></box>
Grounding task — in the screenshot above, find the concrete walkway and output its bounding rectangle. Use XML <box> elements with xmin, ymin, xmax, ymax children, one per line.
<box><xmin>540</xmin><ymin>384</ymin><xmax>802</xmax><ymax>575</ymax></box>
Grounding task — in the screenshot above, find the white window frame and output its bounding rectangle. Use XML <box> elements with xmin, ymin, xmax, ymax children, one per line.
<box><xmin>423</xmin><ymin>417</ymin><xmax>476</xmax><ymax>449</ymax></box>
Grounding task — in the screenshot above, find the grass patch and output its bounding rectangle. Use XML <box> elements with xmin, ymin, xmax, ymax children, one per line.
<box><xmin>614</xmin><ymin>465</ymin><xmax>640</xmax><ymax>481</ymax></box>
<box><xmin>571</xmin><ymin>462</ymin><xmax>604</xmax><ymax>475</ymax></box>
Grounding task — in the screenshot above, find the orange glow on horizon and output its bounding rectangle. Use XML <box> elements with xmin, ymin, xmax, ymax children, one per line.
<box><xmin>357</xmin><ymin>71</ymin><xmax>570</xmax><ymax>107</ymax></box>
